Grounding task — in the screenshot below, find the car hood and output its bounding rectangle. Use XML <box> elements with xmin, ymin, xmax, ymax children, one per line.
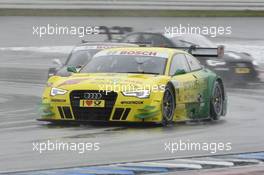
<box><xmin>49</xmin><ymin>73</ymin><xmax>169</xmax><ymax>91</ymax></box>
<box><xmin>56</xmin><ymin>66</ymin><xmax>72</xmax><ymax>77</ymax></box>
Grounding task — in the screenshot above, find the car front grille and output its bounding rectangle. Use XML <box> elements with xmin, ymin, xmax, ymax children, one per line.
<box><xmin>70</xmin><ymin>90</ymin><xmax>117</xmax><ymax>121</ymax></box>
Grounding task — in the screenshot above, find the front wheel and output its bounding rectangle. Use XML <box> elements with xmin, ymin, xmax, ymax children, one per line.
<box><xmin>210</xmin><ymin>81</ymin><xmax>224</xmax><ymax>120</ymax></box>
<box><xmin>161</xmin><ymin>86</ymin><xmax>176</xmax><ymax>126</ymax></box>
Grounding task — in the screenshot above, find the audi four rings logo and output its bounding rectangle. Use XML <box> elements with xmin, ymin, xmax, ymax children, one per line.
<box><xmin>83</xmin><ymin>93</ymin><xmax>102</xmax><ymax>99</ymax></box>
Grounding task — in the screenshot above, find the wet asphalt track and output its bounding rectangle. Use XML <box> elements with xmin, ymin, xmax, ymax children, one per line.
<box><xmin>0</xmin><ymin>17</ymin><xmax>264</xmax><ymax>173</ymax></box>
<box><xmin>0</xmin><ymin>50</ymin><xmax>264</xmax><ymax>173</ymax></box>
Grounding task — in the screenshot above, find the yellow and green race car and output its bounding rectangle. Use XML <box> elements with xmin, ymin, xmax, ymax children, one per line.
<box><xmin>39</xmin><ymin>47</ymin><xmax>227</xmax><ymax>125</ymax></box>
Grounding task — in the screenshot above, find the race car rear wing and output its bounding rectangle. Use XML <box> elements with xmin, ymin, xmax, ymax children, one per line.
<box><xmin>169</xmin><ymin>45</ymin><xmax>224</xmax><ymax>57</ymax></box>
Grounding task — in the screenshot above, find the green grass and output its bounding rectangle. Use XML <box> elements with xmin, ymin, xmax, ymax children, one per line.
<box><xmin>0</xmin><ymin>9</ymin><xmax>264</xmax><ymax>17</ymax></box>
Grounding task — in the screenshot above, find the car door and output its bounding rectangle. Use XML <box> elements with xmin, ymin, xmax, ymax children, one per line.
<box><xmin>185</xmin><ymin>54</ymin><xmax>210</xmax><ymax>116</ymax></box>
<box><xmin>169</xmin><ymin>53</ymin><xmax>196</xmax><ymax>104</ymax></box>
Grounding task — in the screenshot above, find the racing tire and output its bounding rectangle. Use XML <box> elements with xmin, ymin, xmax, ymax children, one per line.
<box><xmin>161</xmin><ymin>86</ymin><xmax>176</xmax><ymax>126</ymax></box>
<box><xmin>210</xmin><ymin>81</ymin><xmax>224</xmax><ymax>120</ymax></box>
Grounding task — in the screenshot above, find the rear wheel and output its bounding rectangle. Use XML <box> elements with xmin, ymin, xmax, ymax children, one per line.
<box><xmin>210</xmin><ymin>81</ymin><xmax>224</xmax><ymax>120</ymax></box>
<box><xmin>161</xmin><ymin>86</ymin><xmax>176</xmax><ymax>126</ymax></box>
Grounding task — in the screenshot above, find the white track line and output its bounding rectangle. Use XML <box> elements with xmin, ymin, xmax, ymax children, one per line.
<box><xmin>0</xmin><ymin>108</ymin><xmax>34</xmax><ymax>115</ymax></box>
<box><xmin>0</xmin><ymin>125</ymin><xmax>39</xmax><ymax>132</ymax></box>
<box><xmin>2</xmin><ymin>112</ymin><xmax>37</xmax><ymax>118</ymax></box>
<box><xmin>207</xmin><ymin>157</ymin><xmax>261</xmax><ymax>164</ymax></box>
<box><xmin>0</xmin><ymin>119</ymin><xmax>37</xmax><ymax>127</ymax></box>
<box><xmin>0</xmin><ymin>46</ymin><xmax>73</xmax><ymax>54</ymax></box>
<box><xmin>171</xmin><ymin>158</ymin><xmax>234</xmax><ymax>167</ymax></box>
<box><xmin>119</xmin><ymin>162</ymin><xmax>202</xmax><ymax>169</ymax></box>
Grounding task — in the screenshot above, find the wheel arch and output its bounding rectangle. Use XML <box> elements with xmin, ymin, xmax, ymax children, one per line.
<box><xmin>208</xmin><ymin>75</ymin><xmax>227</xmax><ymax>117</ymax></box>
<box><xmin>207</xmin><ymin>75</ymin><xmax>224</xmax><ymax>99</ymax></box>
<box><xmin>216</xmin><ymin>78</ymin><xmax>226</xmax><ymax>101</ymax></box>
<box><xmin>166</xmin><ymin>81</ymin><xmax>176</xmax><ymax>105</ymax></box>
<box><xmin>161</xmin><ymin>81</ymin><xmax>177</xmax><ymax>125</ymax></box>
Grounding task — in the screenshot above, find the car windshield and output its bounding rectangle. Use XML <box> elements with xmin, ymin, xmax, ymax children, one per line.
<box><xmin>169</xmin><ymin>34</ymin><xmax>216</xmax><ymax>47</ymax></box>
<box><xmin>81</xmin><ymin>55</ymin><xmax>167</xmax><ymax>75</ymax></box>
<box><xmin>65</xmin><ymin>49</ymin><xmax>99</xmax><ymax>67</ymax></box>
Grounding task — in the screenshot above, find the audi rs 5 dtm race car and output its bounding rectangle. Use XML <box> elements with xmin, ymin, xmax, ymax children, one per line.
<box><xmin>39</xmin><ymin>47</ymin><xmax>227</xmax><ymax>125</ymax></box>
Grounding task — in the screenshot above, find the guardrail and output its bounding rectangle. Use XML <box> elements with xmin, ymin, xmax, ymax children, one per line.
<box><xmin>0</xmin><ymin>0</ymin><xmax>264</xmax><ymax>11</ymax></box>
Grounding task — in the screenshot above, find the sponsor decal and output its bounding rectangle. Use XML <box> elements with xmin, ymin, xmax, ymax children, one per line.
<box><xmin>120</xmin><ymin>50</ymin><xmax>157</xmax><ymax>56</ymax></box>
<box><xmin>51</xmin><ymin>99</ymin><xmax>66</xmax><ymax>102</ymax></box>
<box><xmin>95</xmin><ymin>50</ymin><xmax>169</xmax><ymax>58</ymax></box>
<box><xmin>121</xmin><ymin>101</ymin><xmax>144</xmax><ymax>104</ymax></box>
<box><xmin>80</xmin><ymin>100</ymin><xmax>105</xmax><ymax>108</ymax></box>
<box><xmin>135</xmin><ymin>105</ymin><xmax>159</xmax><ymax>119</ymax></box>
<box><xmin>73</xmin><ymin>45</ymin><xmax>115</xmax><ymax>52</ymax></box>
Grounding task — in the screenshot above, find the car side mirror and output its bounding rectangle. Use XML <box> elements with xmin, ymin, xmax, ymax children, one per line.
<box><xmin>52</xmin><ymin>59</ymin><xmax>63</xmax><ymax>68</ymax></box>
<box><xmin>174</xmin><ymin>69</ymin><xmax>186</xmax><ymax>76</ymax></box>
<box><xmin>217</xmin><ymin>45</ymin><xmax>225</xmax><ymax>58</ymax></box>
<box><xmin>67</xmin><ymin>66</ymin><xmax>78</xmax><ymax>73</ymax></box>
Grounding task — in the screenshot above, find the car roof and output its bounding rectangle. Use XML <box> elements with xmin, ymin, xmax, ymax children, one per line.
<box><xmin>125</xmin><ymin>31</ymin><xmax>206</xmax><ymax>39</ymax></box>
<box><xmin>72</xmin><ymin>42</ymin><xmax>139</xmax><ymax>51</ymax></box>
<box><xmin>167</xmin><ymin>33</ymin><xmax>209</xmax><ymax>40</ymax></box>
<box><xmin>77</xmin><ymin>42</ymin><xmax>138</xmax><ymax>47</ymax></box>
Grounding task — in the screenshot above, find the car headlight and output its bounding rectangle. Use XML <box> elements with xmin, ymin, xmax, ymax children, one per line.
<box><xmin>50</xmin><ymin>87</ymin><xmax>68</xmax><ymax>96</ymax></box>
<box><xmin>206</xmin><ymin>60</ymin><xmax>226</xmax><ymax>67</ymax></box>
<box><xmin>122</xmin><ymin>90</ymin><xmax>150</xmax><ymax>99</ymax></box>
